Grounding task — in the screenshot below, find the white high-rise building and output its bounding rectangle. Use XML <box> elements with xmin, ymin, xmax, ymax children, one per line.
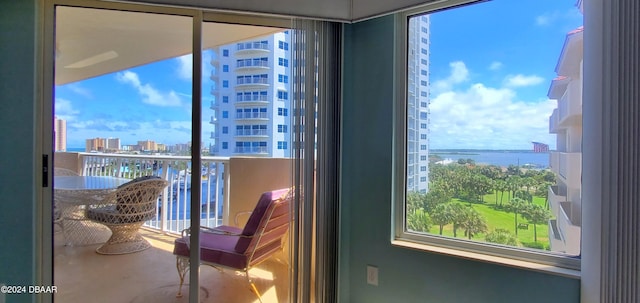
<box><xmin>208</xmin><ymin>31</ymin><xmax>291</xmax><ymax>158</ymax></box>
<box><xmin>547</xmin><ymin>10</ymin><xmax>583</xmax><ymax>255</ymax></box>
<box><xmin>407</xmin><ymin>15</ymin><xmax>430</xmax><ymax>193</ymax></box>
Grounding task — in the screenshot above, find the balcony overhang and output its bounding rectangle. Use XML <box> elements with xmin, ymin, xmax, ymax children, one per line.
<box><xmin>55</xmin><ymin>6</ymin><xmax>284</xmax><ymax>85</ymax></box>
<box><xmin>554</xmin><ymin>27</ymin><xmax>584</xmax><ymax>78</ymax></box>
<box><xmin>118</xmin><ymin>0</ymin><xmax>485</xmax><ymax>23</ymax></box>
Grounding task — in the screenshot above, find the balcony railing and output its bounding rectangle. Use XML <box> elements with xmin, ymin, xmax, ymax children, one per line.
<box><xmin>235</xmin><ymin>129</ymin><xmax>268</xmax><ymax>136</ymax></box>
<box><xmin>557</xmin><ymin>201</ymin><xmax>581</xmax><ymax>255</ymax></box>
<box><xmin>549</xmin><ymin>108</ymin><xmax>559</xmax><ymax>133</ymax></box>
<box><xmin>559</xmin><ymin>152</ymin><xmax>581</xmax><ymax>189</ymax></box>
<box><xmin>236</xmin><ymin>112</ymin><xmax>268</xmax><ymax>120</ymax></box>
<box><xmin>236</xmin><ymin>77</ymin><xmax>269</xmax><ymax>85</ymax></box>
<box><xmin>78</xmin><ymin>153</ymin><xmax>230</xmax><ymax>234</ymax></box>
<box><xmin>234</xmin><ymin>146</ymin><xmax>268</xmax><ymax>154</ymax></box>
<box><xmin>548</xmin><ymin>185</ymin><xmax>566</xmax><ymax>216</ymax></box>
<box><xmin>236</xmin><ymin>60</ymin><xmax>269</xmax><ymax>69</ymax></box>
<box><xmin>548</xmin><ymin>219</ymin><xmax>565</xmax><ymax>252</ymax></box>
<box><xmin>236</xmin><ymin>41</ymin><xmax>269</xmax><ymax>51</ymax></box>
<box><xmin>236</xmin><ymin>95</ymin><xmax>269</xmax><ymax>103</ymax></box>
<box><xmin>558</xmin><ymin>81</ymin><xmax>582</xmax><ymax>127</ymax></box>
<box><xmin>550</xmin><ymin>151</ymin><xmax>560</xmax><ymax>175</ymax></box>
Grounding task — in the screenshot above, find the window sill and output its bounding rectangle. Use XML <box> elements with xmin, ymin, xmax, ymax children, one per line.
<box><xmin>391</xmin><ymin>239</ymin><xmax>581</xmax><ymax>279</ymax></box>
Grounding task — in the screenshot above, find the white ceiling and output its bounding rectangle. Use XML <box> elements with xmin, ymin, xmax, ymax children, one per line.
<box><xmin>55</xmin><ymin>6</ymin><xmax>283</xmax><ymax>84</ymax></box>
<box><xmin>117</xmin><ymin>0</ymin><xmax>443</xmax><ymax>22</ymax></box>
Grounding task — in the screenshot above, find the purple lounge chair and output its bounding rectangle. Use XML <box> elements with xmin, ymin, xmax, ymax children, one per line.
<box><xmin>173</xmin><ymin>188</ymin><xmax>293</xmax><ymax>301</ymax></box>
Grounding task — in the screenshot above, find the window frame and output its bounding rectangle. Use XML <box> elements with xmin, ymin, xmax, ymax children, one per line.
<box><xmin>391</xmin><ymin>2</ymin><xmax>581</xmax><ymax>276</ymax></box>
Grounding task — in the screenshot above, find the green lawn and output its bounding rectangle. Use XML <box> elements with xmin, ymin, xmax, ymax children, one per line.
<box><xmin>427</xmin><ymin>192</ymin><xmax>551</xmax><ymax>249</ymax></box>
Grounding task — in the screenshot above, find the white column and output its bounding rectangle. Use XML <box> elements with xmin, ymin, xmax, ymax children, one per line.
<box><xmin>582</xmin><ymin>0</ymin><xmax>640</xmax><ymax>302</ymax></box>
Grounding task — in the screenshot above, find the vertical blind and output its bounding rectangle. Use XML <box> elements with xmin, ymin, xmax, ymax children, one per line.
<box><xmin>582</xmin><ymin>0</ymin><xmax>640</xmax><ymax>302</ymax></box>
<box><xmin>290</xmin><ymin>19</ymin><xmax>342</xmax><ymax>303</ymax></box>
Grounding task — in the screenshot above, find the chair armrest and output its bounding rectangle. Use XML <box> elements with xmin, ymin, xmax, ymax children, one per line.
<box><xmin>180</xmin><ymin>226</ymin><xmax>245</xmax><ymax>238</ymax></box>
<box><xmin>234</xmin><ymin>211</ymin><xmax>253</xmax><ymax>227</ymax></box>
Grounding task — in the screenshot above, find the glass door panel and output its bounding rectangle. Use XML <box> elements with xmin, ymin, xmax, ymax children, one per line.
<box><xmin>199</xmin><ymin>21</ymin><xmax>294</xmax><ymax>303</ymax></box>
<box><xmin>53</xmin><ymin>5</ymin><xmax>193</xmax><ymax>301</ymax></box>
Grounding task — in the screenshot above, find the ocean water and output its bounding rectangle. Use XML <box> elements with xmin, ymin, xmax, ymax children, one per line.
<box><xmin>431</xmin><ymin>150</ymin><xmax>549</xmax><ymax>168</ymax></box>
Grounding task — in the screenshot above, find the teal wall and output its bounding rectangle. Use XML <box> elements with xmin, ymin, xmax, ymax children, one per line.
<box><xmin>340</xmin><ymin>15</ymin><xmax>580</xmax><ymax>303</ymax></box>
<box><xmin>0</xmin><ymin>1</ymin><xmax>38</xmax><ymax>301</ymax></box>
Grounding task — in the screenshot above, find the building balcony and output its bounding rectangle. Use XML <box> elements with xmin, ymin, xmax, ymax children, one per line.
<box><xmin>559</xmin><ymin>152</ymin><xmax>581</xmax><ymax>189</ymax></box>
<box><xmin>209</xmin><ymin>131</ymin><xmax>217</xmax><ymax>139</ymax></box>
<box><xmin>210</xmin><ymin>100</ymin><xmax>218</xmax><ymax>109</ymax></box>
<box><xmin>236</xmin><ymin>60</ymin><xmax>270</xmax><ymax>71</ymax></box>
<box><xmin>210</xmin><ymin>69</ymin><xmax>219</xmax><ymax>81</ymax></box>
<box><xmin>235</xmin><ymin>41</ymin><xmax>270</xmax><ymax>54</ymax></box>
<box><xmin>235</xmin><ymin>112</ymin><xmax>269</xmax><ymax>121</ymax></box>
<box><xmin>557</xmin><ymin>201</ymin><xmax>581</xmax><ymax>255</ymax></box>
<box><xmin>549</xmin><ymin>108</ymin><xmax>559</xmax><ymax>134</ymax></box>
<box><xmin>236</xmin><ymin>95</ymin><xmax>270</xmax><ymax>105</ymax></box>
<box><xmin>236</xmin><ymin>78</ymin><xmax>269</xmax><ymax>87</ymax></box>
<box><xmin>209</xmin><ymin>117</ymin><xmax>218</xmax><ymax>124</ymax></box>
<box><xmin>548</xmin><ymin>185</ymin><xmax>566</xmax><ymax>216</ymax></box>
<box><xmin>53</xmin><ymin>152</ymin><xmax>293</xmax><ymax>302</ymax></box>
<box><xmin>548</xmin><ymin>219</ymin><xmax>565</xmax><ymax>253</ymax></box>
<box><xmin>558</xmin><ymin>81</ymin><xmax>582</xmax><ymax>127</ymax></box>
<box><xmin>235</xmin><ymin>129</ymin><xmax>269</xmax><ymax>137</ymax></box>
<box><xmin>550</xmin><ymin>151</ymin><xmax>560</xmax><ymax>175</ymax></box>
<box><xmin>234</xmin><ymin>146</ymin><xmax>269</xmax><ymax>155</ymax></box>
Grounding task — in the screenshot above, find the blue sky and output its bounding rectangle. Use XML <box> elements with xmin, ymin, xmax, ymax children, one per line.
<box><xmin>426</xmin><ymin>0</ymin><xmax>582</xmax><ymax>149</ymax></box>
<box><xmin>55</xmin><ymin>0</ymin><xmax>582</xmax><ymax>150</ymax></box>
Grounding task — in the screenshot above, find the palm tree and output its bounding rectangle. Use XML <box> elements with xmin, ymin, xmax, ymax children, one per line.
<box><xmin>449</xmin><ymin>203</ymin><xmax>467</xmax><ymax>237</ymax></box>
<box><xmin>459</xmin><ymin>207</ymin><xmax>487</xmax><ymax>240</ymax></box>
<box><xmin>504</xmin><ymin>197</ymin><xmax>527</xmax><ymax>236</ymax></box>
<box><xmin>522</xmin><ymin>204</ymin><xmax>551</xmax><ymax>243</ymax></box>
<box><xmin>431</xmin><ymin>203</ymin><xmax>453</xmax><ymax>235</ymax></box>
<box><xmin>407</xmin><ymin>208</ymin><xmax>432</xmax><ymax>233</ymax></box>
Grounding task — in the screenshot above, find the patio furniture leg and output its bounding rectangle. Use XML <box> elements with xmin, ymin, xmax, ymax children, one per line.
<box><xmin>176</xmin><ymin>256</ymin><xmax>190</xmax><ymax>298</ymax></box>
<box><xmin>96</xmin><ymin>222</ymin><xmax>150</xmax><ymax>254</ymax></box>
<box><xmin>246</xmin><ymin>270</ymin><xmax>263</xmax><ymax>303</ymax></box>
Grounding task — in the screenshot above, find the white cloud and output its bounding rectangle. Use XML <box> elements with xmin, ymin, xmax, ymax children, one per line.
<box><xmin>503</xmin><ymin>74</ymin><xmax>545</xmax><ymax>87</ymax></box>
<box><xmin>535</xmin><ymin>13</ymin><xmax>555</xmax><ymax>26</ymax></box>
<box><xmin>176</xmin><ymin>54</ymin><xmax>192</xmax><ymax>80</ymax></box>
<box><xmin>489</xmin><ymin>61</ymin><xmax>503</xmax><ymax>71</ymax></box>
<box><xmin>536</xmin><ymin>9</ymin><xmax>582</xmax><ymax>26</ymax></box>
<box><xmin>428</xmin><ymin>62</ymin><xmax>556</xmax><ymax>150</ymax></box>
<box><xmin>116</xmin><ymin>71</ymin><xmax>182</xmax><ymax>107</ymax></box>
<box><xmin>54</xmin><ymin>98</ymin><xmax>80</xmax><ymax>121</ymax></box>
<box><xmin>432</xmin><ymin>61</ymin><xmax>469</xmax><ymax>94</ymax></box>
<box><xmin>67</xmin><ymin>83</ymin><xmax>93</xmax><ymax>99</ymax></box>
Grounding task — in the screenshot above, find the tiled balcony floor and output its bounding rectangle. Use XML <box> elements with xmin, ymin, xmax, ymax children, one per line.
<box><xmin>54</xmin><ymin>228</ymin><xmax>290</xmax><ymax>303</ymax></box>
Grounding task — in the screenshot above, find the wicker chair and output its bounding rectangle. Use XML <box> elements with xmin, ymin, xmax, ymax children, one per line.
<box><xmin>173</xmin><ymin>188</ymin><xmax>293</xmax><ymax>301</ymax></box>
<box><xmin>86</xmin><ymin>176</ymin><xmax>168</xmax><ymax>254</ymax></box>
<box><xmin>54</xmin><ymin>167</ymin><xmax>79</xmax><ymax>176</ymax></box>
<box><xmin>53</xmin><ymin>167</ymin><xmax>80</xmax><ymax>230</ymax></box>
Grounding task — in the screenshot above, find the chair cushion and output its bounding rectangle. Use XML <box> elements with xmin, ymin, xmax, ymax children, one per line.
<box><xmin>173</xmin><ymin>226</ymin><xmax>283</xmax><ymax>270</ymax></box>
<box><xmin>235</xmin><ymin>188</ymin><xmax>290</xmax><ymax>253</ymax></box>
<box><xmin>173</xmin><ymin>226</ymin><xmax>248</xmax><ymax>269</ymax></box>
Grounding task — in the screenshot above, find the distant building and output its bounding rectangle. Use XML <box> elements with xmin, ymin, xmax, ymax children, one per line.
<box><xmin>137</xmin><ymin>140</ymin><xmax>157</xmax><ymax>151</ymax></box>
<box><xmin>54</xmin><ymin>117</ymin><xmax>67</xmax><ymax>151</ymax></box>
<box><xmin>86</xmin><ymin>137</ymin><xmax>106</xmax><ymax>152</ymax></box>
<box><xmin>547</xmin><ymin>15</ymin><xmax>583</xmax><ymax>255</ymax></box>
<box><xmin>105</xmin><ymin>138</ymin><xmax>121</xmax><ymax>152</ymax></box>
<box><xmin>407</xmin><ymin>15</ymin><xmax>430</xmax><ymax>193</ymax></box>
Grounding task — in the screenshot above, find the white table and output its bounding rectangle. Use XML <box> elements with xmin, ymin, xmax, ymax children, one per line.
<box><xmin>54</xmin><ymin>176</ymin><xmax>131</xmax><ymax>246</ymax></box>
